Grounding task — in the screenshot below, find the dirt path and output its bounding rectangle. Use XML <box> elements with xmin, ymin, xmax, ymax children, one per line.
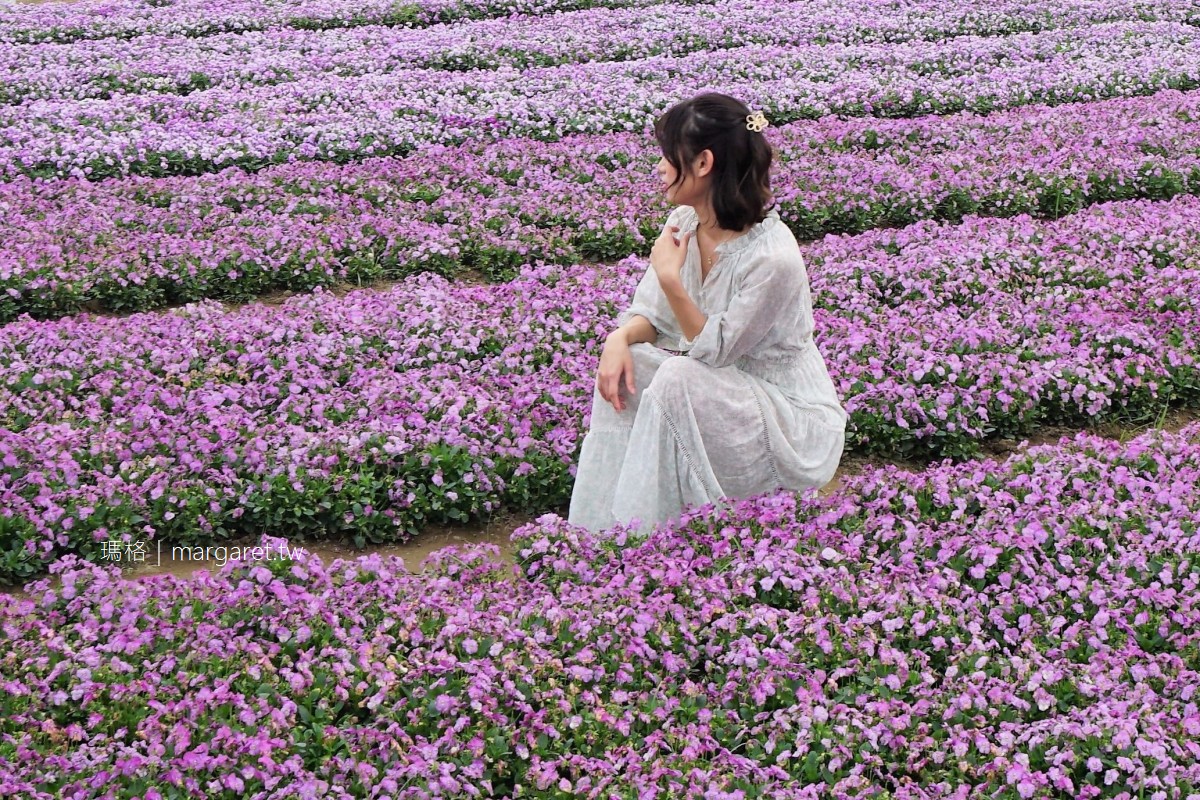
<box><xmin>2</xmin><ymin>511</ymin><xmax>540</xmax><ymax>600</ymax></box>
<box><xmin>824</xmin><ymin>405</ymin><xmax>1200</xmax><ymax>495</ymax></box>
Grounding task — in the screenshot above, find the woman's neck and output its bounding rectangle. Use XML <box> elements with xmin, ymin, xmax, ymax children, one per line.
<box><xmin>693</xmin><ymin>201</ymin><xmax>753</xmax><ymax>234</ymax></box>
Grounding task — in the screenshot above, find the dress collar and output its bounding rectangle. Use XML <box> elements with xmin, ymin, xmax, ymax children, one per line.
<box><xmin>677</xmin><ymin>205</ymin><xmax>781</xmax><ymax>255</ymax></box>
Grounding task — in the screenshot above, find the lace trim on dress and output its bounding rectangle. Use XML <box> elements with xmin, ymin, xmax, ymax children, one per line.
<box><xmin>649</xmin><ymin>392</ymin><xmax>718</xmax><ymax>500</ymax></box>
<box><xmin>743</xmin><ymin>372</ymin><xmax>783</xmax><ymax>489</ymax></box>
<box><xmin>672</xmin><ymin>206</ymin><xmax>782</xmax><ymax>255</ymax></box>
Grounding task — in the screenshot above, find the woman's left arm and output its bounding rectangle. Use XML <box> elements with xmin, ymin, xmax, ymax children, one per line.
<box><xmin>678</xmin><ymin>253</ymin><xmax>805</xmax><ymax>369</ymax></box>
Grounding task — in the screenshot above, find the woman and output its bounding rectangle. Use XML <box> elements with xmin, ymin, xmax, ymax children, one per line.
<box><xmin>568</xmin><ymin>92</ymin><xmax>848</xmax><ymax>534</ymax></box>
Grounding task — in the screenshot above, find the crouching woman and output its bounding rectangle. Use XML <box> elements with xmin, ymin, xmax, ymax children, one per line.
<box><xmin>568</xmin><ymin>92</ymin><xmax>848</xmax><ymax>534</ymax></box>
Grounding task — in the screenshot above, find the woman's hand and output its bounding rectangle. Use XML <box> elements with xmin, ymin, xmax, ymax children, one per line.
<box><xmin>597</xmin><ymin>332</ymin><xmax>636</xmax><ymax>412</ymax></box>
<box><xmin>650</xmin><ymin>226</ymin><xmax>692</xmax><ymax>289</ymax></box>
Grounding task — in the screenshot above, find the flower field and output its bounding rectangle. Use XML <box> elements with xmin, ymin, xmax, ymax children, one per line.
<box><xmin>3</xmin><ymin>423</ymin><xmax>1200</xmax><ymax>797</ymax></box>
<box><xmin>2</xmin><ymin>0</ymin><xmax>1200</xmax><ymax>795</ymax></box>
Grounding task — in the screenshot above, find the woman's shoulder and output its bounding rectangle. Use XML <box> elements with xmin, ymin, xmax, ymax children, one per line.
<box><xmin>667</xmin><ymin>205</ymin><xmax>697</xmax><ymax>227</ymax></box>
<box><xmin>740</xmin><ymin>218</ymin><xmax>807</xmax><ymax>285</ymax></box>
<box><xmin>749</xmin><ymin>212</ymin><xmax>802</xmax><ymax>260</ymax></box>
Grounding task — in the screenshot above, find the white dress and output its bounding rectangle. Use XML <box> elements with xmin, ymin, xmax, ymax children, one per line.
<box><xmin>567</xmin><ymin>204</ymin><xmax>848</xmax><ymax>534</ymax></box>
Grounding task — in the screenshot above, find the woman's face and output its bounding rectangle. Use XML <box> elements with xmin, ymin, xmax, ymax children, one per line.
<box><xmin>656</xmin><ymin>150</ymin><xmax>712</xmax><ymax>208</ymax></box>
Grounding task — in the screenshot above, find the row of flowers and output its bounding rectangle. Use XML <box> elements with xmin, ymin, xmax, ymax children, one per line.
<box><xmin>0</xmin><ymin>0</ymin><xmax>680</xmax><ymax>44</ymax></box>
<box><xmin>2</xmin><ymin>420</ymin><xmax>1198</xmax><ymax>796</ymax></box>
<box><xmin>5</xmin><ymin>88</ymin><xmax>1200</xmax><ymax>323</ymax></box>
<box><xmin>806</xmin><ymin>197</ymin><xmax>1200</xmax><ymax>454</ymax></box>
<box><xmin>5</xmin><ymin>0</ymin><xmax>1195</xmax><ymax>104</ymax></box>
<box><xmin>1</xmin><ymin>193</ymin><xmax>1197</xmax><ymax>581</ymax></box>
<box><xmin>4</xmin><ymin>21</ymin><xmax>1200</xmax><ymax>181</ymax></box>
<box><xmin>7</xmin><ymin>0</ymin><xmax>1194</xmax><ymax>45</ymax></box>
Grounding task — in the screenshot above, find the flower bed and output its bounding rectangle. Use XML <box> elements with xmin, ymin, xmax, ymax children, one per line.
<box><xmin>1</xmin><ymin>195</ymin><xmax>1197</xmax><ymax>581</ymax></box>
<box><xmin>2</xmin><ymin>421</ymin><xmax>1198</xmax><ymax>797</ymax></box>
<box><xmin>4</xmin><ymin>21</ymin><xmax>1200</xmax><ymax>181</ymax></box>
<box><xmin>0</xmin><ymin>262</ymin><xmax>622</xmax><ymax>582</ymax></box>
<box><xmin>5</xmin><ymin>88</ymin><xmax>1200</xmax><ymax>322</ymax></box>
<box><xmin>4</xmin><ymin>0</ymin><xmax>1195</xmax><ymax>104</ymax></box>
<box><xmin>0</xmin><ymin>0</ymin><xmax>683</xmax><ymax>45</ymax></box>
<box><xmin>808</xmin><ymin>197</ymin><xmax>1200</xmax><ymax>456</ymax></box>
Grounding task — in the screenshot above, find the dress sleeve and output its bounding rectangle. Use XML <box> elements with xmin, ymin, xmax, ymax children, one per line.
<box><xmin>686</xmin><ymin>249</ymin><xmax>805</xmax><ymax>369</ymax></box>
<box><xmin>614</xmin><ymin>207</ymin><xmax>687</xmax><ymax>341</ymax></box>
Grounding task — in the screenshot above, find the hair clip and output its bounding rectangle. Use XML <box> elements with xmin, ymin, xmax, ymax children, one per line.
<box><xmin>746</xmin><ymin>110</ymin><xmax>769</xmax><ymax>132</ymax></box>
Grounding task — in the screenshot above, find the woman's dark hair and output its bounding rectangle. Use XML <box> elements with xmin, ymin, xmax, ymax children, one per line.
<box><xmin>654</xmin><ymin>92</ymin><xmax>777</xmax><ymax>232</ymax></box>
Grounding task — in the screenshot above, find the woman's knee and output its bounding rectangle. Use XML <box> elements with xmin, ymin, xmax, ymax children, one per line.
<box><xmin>645</xmin><ymin>356</ymin><xmax>705</xmax><ymax>408</ymax></box>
